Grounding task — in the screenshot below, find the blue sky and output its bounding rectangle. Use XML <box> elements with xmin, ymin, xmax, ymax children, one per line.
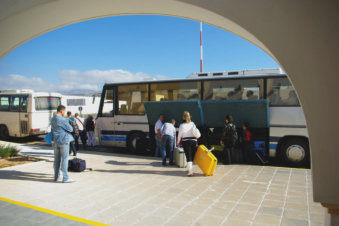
<box><xmin>0</xmin><ymin>15</ymin><xmax>279</xmax><ymax>93</ymax></box>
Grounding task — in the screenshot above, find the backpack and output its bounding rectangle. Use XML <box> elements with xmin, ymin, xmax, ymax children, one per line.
<box><xmin>226</xmin><ymin>123</ymin><xmax>238</xmax><ymax>144</ymax></box>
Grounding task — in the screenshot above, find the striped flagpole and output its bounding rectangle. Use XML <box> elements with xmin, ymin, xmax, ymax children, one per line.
<box><xmin>200</xmin><ymin>22</ymin><xmax>203</xmax><ymax>73</ymax></box>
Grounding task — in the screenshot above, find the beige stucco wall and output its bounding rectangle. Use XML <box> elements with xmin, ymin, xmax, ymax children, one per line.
<box><xmin>0</xmin><ymin>0</ymin><xmax>338</xmax><ymax>206</ymax></box>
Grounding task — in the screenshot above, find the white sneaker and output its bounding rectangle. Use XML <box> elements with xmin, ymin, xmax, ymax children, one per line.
<box><xmin>187</xmin><ymin>162</ymin><xmax>193</xmax><ymax>176</ymax></box>
<box><xmin>63</xmin><ymin>178</ymin><xmax>75</xmax><ymax>183</ymax></box>
<box><xmin>56</xmin><ymin>177</ymin><xmax>62</xmax><ymax>182</ymax></box>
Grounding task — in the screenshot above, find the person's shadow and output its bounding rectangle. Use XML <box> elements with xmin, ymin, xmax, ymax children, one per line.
<box><xmin>0</xmin><ymin>170</ymin><xmax>54</xmax><ymax>183</ymax></box>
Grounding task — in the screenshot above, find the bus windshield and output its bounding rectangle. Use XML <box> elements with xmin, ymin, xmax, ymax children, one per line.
<box><xmin>35</xmin><ymin>97</ymin><xmax>61</xmax><ymax>111</ymax></box>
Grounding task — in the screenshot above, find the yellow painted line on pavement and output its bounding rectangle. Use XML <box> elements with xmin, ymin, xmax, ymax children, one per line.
<box><xmin>0</xmin><ymin>197</ymin><xmax>110</xmax><ymax>226</ymax></box>
<box><xmin>262</xmin><ymin>165</ymin><xmax>310</xmax><ymax>170</ymax></box>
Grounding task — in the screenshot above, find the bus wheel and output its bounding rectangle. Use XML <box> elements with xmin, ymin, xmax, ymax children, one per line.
<box><xmin>0</xmin><ymin>125</ymin><xmax>9</xmax><ymax>140</ymax></box>
<box><xmin>279</xmin><ymin>138</ymin><xmax>310</xmax><ymax>168</ymax></box>
<box><xmin>127</xmin><ymin>132</ymin><xmax>146</xmax><ymax>155</ymax></box>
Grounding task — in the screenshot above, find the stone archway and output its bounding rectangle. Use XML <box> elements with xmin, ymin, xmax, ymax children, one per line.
<box><xmin>1</xmin><ymin>0</ymin><xmax>338</xmax><ymax>224</ymax></box>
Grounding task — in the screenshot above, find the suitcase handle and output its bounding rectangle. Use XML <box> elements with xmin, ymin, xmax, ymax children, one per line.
<box><xmin>206</xmin><ymin>147</ymin><xmax>215</xmax><ymax>152</ymax></box>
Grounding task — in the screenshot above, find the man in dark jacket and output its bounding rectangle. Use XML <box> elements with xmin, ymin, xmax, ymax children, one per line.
<box><xmin>67</xmin><ymin>111</ymin><xmax>79</xmax><ymax>156</ymax></box>
<box><xmin>220</xmin><ymin>115</ymin><xmax>238</xmax><ymax>164</ymax></box>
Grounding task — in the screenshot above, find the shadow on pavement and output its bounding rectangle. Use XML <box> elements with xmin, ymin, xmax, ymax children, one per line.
<box><xmin>105</xmin><ymin>160</ymin><xmax>164</xmax><ymax>168</ymax></box>
<box><xmin>0</xmin><ymin>170</ymin><xmax>54</xmax><ymax>183</ymax></box>
<box><xmin>95</xmin><ymin>168</ymin><xmax>205</xmax><ymax>178</ymax></box>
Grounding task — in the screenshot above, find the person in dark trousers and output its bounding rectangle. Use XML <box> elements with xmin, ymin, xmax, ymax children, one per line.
<box><xmin>220</xmin><ymin>115</ymin><xmax>238</xmax><ymax>164</ymax></box>
<box><xmin>74</xmin><ymin>113</ymin><xmax>87</xmax><ymax>149</ymax></box>
<box><xmin>240</xmin><ymin>122</ymin><xmax>252</xmax><ymax>164</ymax></box>
<box><xmin>177</xmin><ymin>111</ymin><xmax>198</xmax><ymax>176</ymax></box>
<box><xmin>66</xmin><ymin>111</ymin><xmax>79</xmax><ymax>156</ymax></box>
<box><xmin>85</xmin><ymin>115</ymin><xmax>95</xmax><ymax>148</ymax></box>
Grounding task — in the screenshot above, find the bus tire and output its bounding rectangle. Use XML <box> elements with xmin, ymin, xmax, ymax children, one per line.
<box><xmin>279</xmin><ymin>138</ymin><xmax>310</xmax><ymax>168</ymax></box>
<box><xmin>0</xmin><ymin>125</ymin><xmax>9</xmax><ymax>140</ymax></box>
<box><xmin>127</xmin><ymin>132</ymin><xmax>146</xmax><ymax>155</ymax></box>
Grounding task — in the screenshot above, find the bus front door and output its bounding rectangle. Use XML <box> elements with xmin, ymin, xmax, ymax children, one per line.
<box><xmin>19</xmin><ymin>96</ymin><xmax>29</xmax><ymax>136</ymax></box>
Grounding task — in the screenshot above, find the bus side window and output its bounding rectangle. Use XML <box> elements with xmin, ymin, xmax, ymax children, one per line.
<box><xmin>150</xmin><ymin>81</ymin><xmax>200</xmax><ymax>101</ymax></box>
<box><xmin>101</xmin><ymin>89</ymin><xmax>114</xmax><ymax>117</ymax></box>
<box><xmin>266</xmin><ymin>77</ymin><xmax>300</xmax><ymax>106</ymax></box>
<box><xmin>20</xmin><ymin>96</ymin><xmax>28</xmax><ymax>112</ymax></box>
<box><xmin>118</xmin><ymin>84</ymin><xmax>148</xmax><ymax>115</ymax></box>
<box><xmin>203</xmin><ymin>79</ymin><xmax>263</xmax><ymax>101</ymax></box>
<box><xmin>10</xmin><ymin>96</ymin><xmax>20</xmax><ymax>112</ymax></box>
<box><xmin>0</xmin><ymin>96</ymin><xmax>10</xmax><ymax>111</ymax></box>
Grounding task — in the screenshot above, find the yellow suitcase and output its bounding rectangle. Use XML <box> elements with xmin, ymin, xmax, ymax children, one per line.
<box><xmin>194</xmin><ymin>145</ymin><xmax>218</xmax><ymax>176</ymax></box>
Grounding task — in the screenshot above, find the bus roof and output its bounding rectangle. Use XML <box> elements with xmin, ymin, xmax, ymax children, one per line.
<box><xmin>187</xmin><ymin>68</ymin><xmax>283</xmax><ymax>78</ymax></box>
<box><xmin>103</xmin><ymin>71</ymin><xmax>287</xmax><ymax>87</ymax></box>
<box><xmin>0</xmin><ymin>89</ymin><xmax>62</xmax><ymax>97</ymax></box>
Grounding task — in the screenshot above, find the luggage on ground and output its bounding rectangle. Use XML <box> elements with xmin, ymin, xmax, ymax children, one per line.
<box><xmin>194</xmin><ymin>145</ymin><xmax>218</xmax><ymax>176</ymax></box>
<box><xmin>250</xmin><ymin>141</ymin><xmax>268</xmax><ymax>165</ymax></box>
<box><xmin>174</xmin><ymin>147</ymin><xmax>187</xmax><ymax>168</ymax></box>
<box><xmin>68</xmin><ymin>158</ymin><xmax>86</xmax><ymax>172</ymax></box>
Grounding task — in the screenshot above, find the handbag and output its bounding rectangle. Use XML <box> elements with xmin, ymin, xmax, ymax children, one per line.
<box><xmin>44</xmin><ymin>132</ymin><xmax>52</xmax><ymax>145</ymax></box>
<box><xmin>192</xmin><ymin>124</ymin><xmax>201</xmax><ymax>139</ymax></box>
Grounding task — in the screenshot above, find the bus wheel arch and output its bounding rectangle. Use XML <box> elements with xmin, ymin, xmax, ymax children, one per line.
<box><xmin>0</xmin><ymin>124</ymin><xmax>9</xmax><ymax>140</ymax></box>
<box><xmin>277</xmin><ymin>136</ymin><xmax>310</xmax><ymax>168</ymax></box>
<box><xmin>127</xmin><ymin>131</ymin><xmax>147</xmax><ymax>155</ymax></box>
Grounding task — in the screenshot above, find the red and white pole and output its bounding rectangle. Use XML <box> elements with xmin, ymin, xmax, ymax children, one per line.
<box><xmin>200</xmin><ymin>22</ymin><xmax>203</xmax><ymax>73</ymax></box>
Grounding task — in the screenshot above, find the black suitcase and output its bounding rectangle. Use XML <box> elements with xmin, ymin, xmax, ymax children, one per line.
<box><xmin>68</xmin><ymin>158</ymin><xmax>86</xmax><ymax>172</ymax></box>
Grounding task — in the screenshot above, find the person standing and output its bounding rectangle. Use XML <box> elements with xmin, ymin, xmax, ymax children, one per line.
<box><xmin>154</xmin><ymin>114</ymin><xmax>164</xmax><ymax>157</ymax></box>
<box><xmin>74</xmin><ymin>113</ymin><xmax>87</xmax><ymax>149</ymax></box>
<box><xmin>66</xmin><ymin>111</ymin><xmax>79</xmax><ymax>156</ymax></box>
<box><xmin>51</xmin><ymin>105</ymin><xmax>75</xmax><ymax>183</ymax></box>
<box><xmin>177</xmin><ymin>111</ymin><xmax>198</xmax><ymax>176</ymax></box>
<box><xmin>85</xmin><ymin>115</ymin><xmax>96</xmax><ymax>148</ymax></box>
<box><xmin>220</xmin><ymin>115</ymin><xmax>238</xmax><ymax>164</ymax></box>
<box><xmin>160</xmin><ymin>119</ymin><xmax>176</xmax><ymax>166</ymax></box>
<box><xmin>240</xmin><ymin>122</ymin><xmax>252</xmax><ymax>164</ymax></box>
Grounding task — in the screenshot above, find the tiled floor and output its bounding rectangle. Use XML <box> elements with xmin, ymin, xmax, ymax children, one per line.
<box><xmin>0</xmin><ymin>142</ymin><xmax>325</xmax><ymax>225</ymax></box>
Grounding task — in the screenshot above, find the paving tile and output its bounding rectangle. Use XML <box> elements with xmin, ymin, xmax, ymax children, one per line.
<box><xmin>261</xmin><ymin>199</ymin><xmax>284</xmax><ymax>208</ymax></box>
<box><xmin>229</xmin><ymin>209</ymin><xmax>256</xmax><ymax>221</ymax></box>
<box><xmin>222</xmin><ymin>218</ymin><xmax>252</xmax><ymax>226</ymax></box>
<box><xmin>253</xmin><ymin>213</ymin><xmax>281</xmax><ymax>225</ymax></box>
<box><xmin>281</xmin><ymin>217</ymin><xmax>309</xmax><ymax>226</ymax></box>
<box><xmin>137</xmin><ymin>215</ymin><xmax>168</xmax><ymax>226</ymax></box>
<box><xmin>163</xmin><ymin>218</ymin><xmax>192</xmax><ymax>226</ymax></box>
<box><xmin>193</xmin><ymin>215</ymin><xmax>224</xmax><ymax>226</ymax></box>
<box><xmin>234</xmin><ymin>203</ymin><xmax>258</xmax><ymax>213</ymax></box>
<box><xmin>172</xmin><ymin>211</ymin><xmax>200</xmax><ymax>222</ymax></box>
<box><xmin>258</xmin><ymin>206</ymin><xmax>283</xmax><ymax>217</ymax></box>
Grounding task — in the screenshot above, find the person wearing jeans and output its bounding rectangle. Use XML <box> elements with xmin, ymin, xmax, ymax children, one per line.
<box><xmin>160</xmin><ymin>119</ymin><xmax>176</xmax><ymax>166</ymax></box>
<box><xmin>154</xmin><ymin>114</ymin><xmax>164</xmax><ymax>157</ymax></box>
<box><xmin>51</xmin><ymin>105</ymin><xmax>75</xmax><ymax>183</ymax></box>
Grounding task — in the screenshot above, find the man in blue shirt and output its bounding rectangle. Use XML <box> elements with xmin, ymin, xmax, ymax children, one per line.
<box><xmin>51</xmin><ymin>105</ymin><xmax>75</xmax><ymax>183</ymax></box>
<box><xmin>161</xmin><ymin>119</ymin><xmax>176</xmax><ymax>166</ymax></box>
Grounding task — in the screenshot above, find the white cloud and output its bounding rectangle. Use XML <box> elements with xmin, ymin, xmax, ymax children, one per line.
<box><xmin>0</xmin><ymin>69</ymin><xmax>170</xmax><ymax>94</ymax></box>
<box><xmin>0</xmin><ymin>74</ymin><xmax>53</xmax><ymax>90</ymax></box>
<box><xmin>58</xmin><ymin>69</ymin><xmax>158</xmax><ymax>84</ymax></box>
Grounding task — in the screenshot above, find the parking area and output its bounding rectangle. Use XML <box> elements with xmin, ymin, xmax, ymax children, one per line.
<box><xmin>0</xmin><ymin>141</ymin><xmax>325</xmax><ymax>225</ymax></box>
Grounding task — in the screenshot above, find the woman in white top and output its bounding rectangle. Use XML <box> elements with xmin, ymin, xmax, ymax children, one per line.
<box><xmin>177</xmin><ymin>111</ymin><xmax>197</xmax><ymax>176</ymax></box>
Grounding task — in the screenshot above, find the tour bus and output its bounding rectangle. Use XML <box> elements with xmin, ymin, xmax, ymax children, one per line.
<box><xmin>61</xmin><ymin>94</ymin><xmax>101</xmax><ymax>118</ymax></box>
<box><xmin>95</xmin><ymin>69</ymin><xmax>309</xmax><ymax>167</ymax></box>
<box><xmin>0</xmin><ymin>90</ymin><xmax>61</xmax><ymax>139</ymax></box>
